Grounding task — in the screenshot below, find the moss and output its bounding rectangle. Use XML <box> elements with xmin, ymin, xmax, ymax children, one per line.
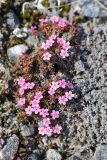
<box><xmin>99</xmin><ymin>17</ymin><xmax>107</xmax><ymax>24</ymax></box>
<box><xmin>9</xmin><ymin>37</ymin><xmax>24</xmax><ymax>47</ymax></box>
<box><xmin>59</xmin><ymin>3</ymin><xmax>70</xmax><ymax>18</ymax></box>
<box><xmin>20</xmin><ymin>9</ymin><xmax>32</xmax><ymax>19</ymax></box>
<box><xmin>42</xmin><ymin>0</ymin><xmax>50</xmax><ymax>8</ymax></box>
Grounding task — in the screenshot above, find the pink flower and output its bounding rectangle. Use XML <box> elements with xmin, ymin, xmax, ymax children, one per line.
<box><xmin>22</xmin><ymin>83</ymin><xmax>28</xmax><ymax>90</ymax></box>
<box><xmin>18</xmin><ymin>97</ymin><xmax>25</xmax><ymax>106</ymax></box>
<box><xmin>57</xmin><ymin>37</ymin><xmax>65</xmax><ymax>45</ymax></box>
<box><xmin>58</xmin><ymin>79</ymin><xmax>66</xmax><ymax>88</ymax></box>
<box><xmin>65</xmin><ymin>91</ymin><xmax>74</xmax><ymax>100</ymax></box>
<box><xmin>60</xmin><ymin>49</ymin><xmax>69</xmax><ymax>59</ymax></box>
<box><xmin>66</xmin><ymin>81</ymin><xmax>73</xmax><ymax>89</ymax></box>
<box><xmin>17</xmin><ymin>77</ymin><xmax>25</xmax><ymax>86</ymax></box>
<box><xmin>40</xmin><ymin>108</ymin><xmax>49</xmax><ymax>118</ymax></box>
<box><xmin>38</xmin><ymin>126</ymin><xmax>46</xmax><ymax>135</ymax></box>
<box><xmin>51</xmin><ymin>110</ymin><xmax>59</xmax><ymax>120</ymax></box>
<box><xmin>58</xmin><ymin>95</ymin><xmax>68</xmax><ymax>105</ymax></box>
<box><xmin>58</xmin><ymin>18</ymin><xmax>70</xmax><ymax>28</ymax></box>
<box><xmin>51</xmin><ymin>81</ymin><xmax>59</xmax><ymax>90</ymax></box>
<box><xmin>50</xmin><ymin>16</ymin><xmax>59</xmax><ymax>23</ymax></box>
<box><xmin>45</xmin><ymin>126</ymin><xmax>53</xmax><ymax>136</ymax></box>
<box><xmin>27</xmin><ymin>82</ymin><xmax>35</xmax><ymax>89</ymax></box>
<box><xmin>46</xmin><ymin>39</ymin><xmax>54</xmax><ymax>47</ymax></box>
<box><xmin>43</xmin><ymin>52</ymin><xmax>52</xmax><ymax>61</ymax></box>
<box><xmin>49</xmin><ymin>34</ymin><xmax>57</xmax><ymax>40</ymax></box>
<box><xmin>30</xmin><ymin>100</ymin><xmax>40</xmax><ymax>107</ymax></box>
<box><xmin>31</xmin><ymin>26</ymin><xmax>37</xmax><ymax>30</ymax></box>
<box><xmin>39</xmin><ymin>18</ymin><xmax>48</xmax><ymax>23</ymax></box>
<box><xmin>63</xmin><ymin>42</ymin><xmax>71</xmax><ymax>51</ymax></box>
<box><xmin>34</xmin><ymin>91</ymin><xmax>43</xmax><ymax>100</ymax></box>
<box><xmin>25</xmin><ymin>105</ymin><xmax>33</xmax><ymax>115</ymax></box>
<box><xmin>48</xmin><ymin>88</ymin><xmax>55</xmax><ymax>95</ymax></box>
<box><xmin>32</xmin><ymin>105</ymin><xmax>40</xmax><ymax>114</ymax></box>
<box><xmin>19</xmin><ymin>87</ymin><xmax>24</xmax><ymax>96</ymax></box>
<box><xmin>43</xmin><ymin>118</ymin><xmax>51</xmax><ymax>126</ymax></box>
<box><xmin>41</xmin><ymin>42</ymin><xmax>49</xmax><ymax>50</ymax></box>
<box><xmin>53</xmin><ymin>124</ymin><xmax>62</xmax><ymax>134</ymax></box>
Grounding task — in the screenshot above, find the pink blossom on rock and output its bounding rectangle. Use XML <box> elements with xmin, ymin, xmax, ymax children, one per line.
<box><xmin>51</xmin><ymin>81</ymin><xmax>59</xmax><ymax>90</ymax></box>
<box><xmin>43</xmin><ymin>52</ymin><xmax>52</xmax><ymax>61</ymax></box>
<box><xmin>43</xmin><ymin>118</ymin><xmax>51</xmax><ymax>126</ymax></box>
<box><xmin>17</xmin><ymin>77</ymin><xmax>25</xmax><ymax>86</ymax></box>
<box><xmin>48</xmin><ymin>88</ymin><xmax>55</xmax><ymax>95</ymax></box>
<box><xmin>18</xmin><ymin>97</ymin><xmax>25</xmax><ymax>106</ymax></box>
<box><xmin>58</xmin><ymin>95</ymin><xmax>68</xmax><ymax>105</ymax></box>
<box><xmin>25</xmin><ymin>105</ymin><xmax>33</xmax><ymax>115</ymax></box>
<box><xmin>40</xmin><ymin>108</ymin><xmax>49</xmax><ymax>118</ymax></box>
<box><xmin>51</xmin><ymin>110</ymin><xmax>59</xmax><ymax>120</ymax></box>
<box><xmin>50</xmin><ymin>16</ymin><xmax>59</xmax><ymax>23</ymax></box>
<box><xmin>53</xmin><ymin>124</ymin><xmax>62</xmax><ymax>134</ymax></box>
<box><xmin>65</xmin><ymin>91</ymin><xmax>74</xmax><ymax>100</ymax></box>
<box><xmin>58</xmin><ymin>79</ymin><xmax>66</xmax><ymax>88</ymax></box>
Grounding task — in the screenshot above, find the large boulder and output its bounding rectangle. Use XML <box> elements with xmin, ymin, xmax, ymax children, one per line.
<box><xmin>0</xmin><ymin>134</ymin><xmax>19</xmax><ymax>160</ymax></box>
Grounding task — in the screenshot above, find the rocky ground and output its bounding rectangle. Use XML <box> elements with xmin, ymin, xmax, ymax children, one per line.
<box><xmin>0</xmin><ymin>0</ymin><xmax>107</xmax><ymax>160</ymax></box>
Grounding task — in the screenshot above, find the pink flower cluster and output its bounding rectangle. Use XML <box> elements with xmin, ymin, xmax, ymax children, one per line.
<box><xmin>50</xmin><ymin>16</ymin><xmax>70</xmax><ymax>28</ymax></box>
<box><xmin>17</xmin><ymin>77</ymin><xmax>35</xmax><ymax>105</ymax></box>
<box><xmin>38</xmin><ymin>124</ymin><xmax>62</xmax><ymax>136</ymax></box>
<box><xmin>48</xmin><ymin>81</ymin><xmax>59</xmax><ymax>95</ymax></box>
<box><xmin>41</xmin><ymin>35</ymin><xmax>71</xmax><ymax>60</ymax></box>
<box><xmin>17</xmin><ymin>77</ymin><xmax>62</xmax><ymax>136</ymax></box>
<box><xmin>40</xmin><ymin>16</ymin><xmax>70</xmax><ymax>28</ymax></box>
<box><xmin>48</xmin><ymin>79</ymin><xmax>72</xmax><ymax>96</ymax></box>
<box><xmin>17</xmin><ymin>77</ymin><xmax>74</xmax><ymax>136</ymax></box>
<box><xmin>41</xmin><ymin>34</ymin><xmax>57</xmax><ymax>61</ymax></box>
<box><xmin>58</xmin><ymin>91</ymin><xmax>74</xmax><ymax>105</ymax></box>
<box><xmin>57</xmin><ymin>38</ymin><xmax>71</xmax><ymax>58</ymax></box>
<box><xmin>38</xmin><ymin>109</ymin><xmax>60</xmax><ymax>136</ymax></box>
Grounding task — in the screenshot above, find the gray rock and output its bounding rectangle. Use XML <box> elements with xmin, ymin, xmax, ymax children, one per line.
<box><xmin>27</xmin><ymin>153</ymin><xmax>38</xmax><ymax>160</ymax></box>
<box><xmin>20</xmin><ymin>125</ymin><xmax>34</xmax><ymax>137</ymax></box>
<box><xmin>25</xmin><ymin>35</ymin><xmax>35</xmax><ymax>46</ymax></box>
<box><xmin>46</xmin><ymin>149</ymin><xmax>62</xmax><ymax>160</ymax></box>
<box><xmin>0</xmin><ymin>62</ymin><xmax>10</xmax><ymax>97</ymax></box>
<box><xmin>7</xmin><ymin>44</ymin><xmax>28</xmax><ymax>61</ymax></box>
<box><xmin>0</xmin><ymin>139</ymin><xmax>4</xmax><ymax>149</ymax></box>
<box><xmin>13</xmin><ymin>28</ymin><xmax>28</xmax><ymax>38</ymax></box>
<box><xmin>93</xmin><ymin>145</ymin><xmax>107</xmax><ymax>160</ymax></box>
<box><xmin>79</xmin><ymin>0</ymin><xmax>107</xmax><ymax>17</ymax></box>
<box><xmin>66</xmin><ymin>155</ymin><xmax>81</xmax><ymax>160</ymax></box>
<box><xmin>6</xmin><ymin>10</ymin><xmax>20</xmax><ymax>28</ymax></box>
<box><xmin>0</xmin><ymin>134</ymin><xmax>19</xmax><ymax>160</ymax></box>
<box><xmin>74</xmin><ymin>60</ymin><xmax>85</xmax><ymax>74</ymax></box>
